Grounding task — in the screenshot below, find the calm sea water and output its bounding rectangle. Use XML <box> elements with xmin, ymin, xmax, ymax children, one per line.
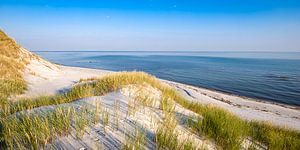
<box><xmin>36</xmin><ymin>51</ymin><xmax>300</xmax><ymax>106</ymax></box>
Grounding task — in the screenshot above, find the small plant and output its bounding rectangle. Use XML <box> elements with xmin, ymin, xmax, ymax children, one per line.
<box><xmin>126</xmin><ymin>98</ymin><xmax>137</xmax><ymax>117</ymax></box>
<box><xmin>160</xmin><ymin>97</ymin><xmax>175</xmax><ymax>113</ymax></box>
<box><xmin>48</xmin><ymin>107</ymin><xmax>74</xmax><ymax>136</ymax></box>
<box><xmin>102</xmin><ymin>108</ymin><xmax>110</xmax><ymax>133</ymax></box>
<box><xmin>181</xmin><ymin>140</ymin><xmax>197</xmax><ymax>150</ymax></box>
<box><xmin>134</xmin><ymin>88</ymin><xmax>155</xmax><ymax>108</ymax></box>
<box><xmin>93</xmin><ymin>100</ymin><xmax>102</xmax><ymax>124</ymax></box>
<box><xmin>156</xmin><ymin>99</ymin><xmax>181</xmax><ymax>150</ymax></box>
<box><xmin>74</xmin><ymin>106</ymin><xmax>90</xmax><ymax>139</ymax></box>
<box><xmin>123</xmin><ymin>127</ymin><xmax>146</xmax><ymax>150</ymax></box>
<box><xmin>113</xmin><ymin>100</ymin><xmax>121</xmax><ymax>130</ymax></box>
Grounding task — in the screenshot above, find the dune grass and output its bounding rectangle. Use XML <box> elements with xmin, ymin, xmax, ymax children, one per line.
<box><xmin>0</xmin><ymin>84</ymin><xmax>94</xmax><ymax>117</ymax></box>
<box><xmin>156</xmin><ymin>95</ymin><xmax>197</xmax><ymax>150</ymax></box>
<box><xmin>0</xmin><ymin>30</ymin><xmax>40</xmax><ymax>102</ymax></box>
<box><xmin>1</xmin><ymin>72</ymin><xmax>299</xmax><ymax>149</ymax></box>
<box><xmin>1</xmin><ymin>106</ymin><xmax>100</xmax><ymax>149</ymax></box>
<box><xmin>123</xmin><ymin>127</ymin><xmax>146</xmax><ymax>150</ymax></box>
<box><xmin>0</xmin><ymin>30</ymin><xmax>31</xmax><ymax>148</ymax></box>
<box><xmin>249</xmin><ymin>121</ymin><xmax>300</xmax><ymax>150</ymax></box>
<box><xmin>0</xmin><ymin>30</ymin><xmax>29</xmax><ymax>102</ymax></box>
<box><xmin>187</xmin><ymin>106</ymin><xmax>247</xmax><ymax>149</ymax></box>
<box><xmin>1</xmin><ymin>107</ymin><xmax>73</xmax><ymax>149</ymax></box>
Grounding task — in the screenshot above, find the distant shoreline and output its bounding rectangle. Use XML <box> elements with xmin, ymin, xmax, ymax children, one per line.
<box><xmin>163</xmin><ymin>79</ymin><xmax>300</xmax><ymax>110</ymax></box>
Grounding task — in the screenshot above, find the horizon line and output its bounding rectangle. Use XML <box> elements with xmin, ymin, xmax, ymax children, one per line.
<box><xmin>31</xmin><ymin>50</ymin><xmax>300</xmax><ymax>53</ymax></box>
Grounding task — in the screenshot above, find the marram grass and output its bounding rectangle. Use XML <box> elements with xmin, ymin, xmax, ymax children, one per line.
<box><xmin>1</xmin><ymin>106</ymin><xmax>99</xmax><ymax>149</ymax></box>
<box><xmin>0</xmin><ymin>71</ymin><xmax>299</xmax><ymax>149</ymax></box>
<box><xmin>0</xmin><ymin>30</ymin><xmax>28</xmax><ymax>101</ymax></box>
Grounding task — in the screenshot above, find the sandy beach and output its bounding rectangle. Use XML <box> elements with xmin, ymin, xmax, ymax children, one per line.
<box><xmin>21</xmin><ymin>59</ymin><xmax>300</xmax><ymax>132</ymax></box>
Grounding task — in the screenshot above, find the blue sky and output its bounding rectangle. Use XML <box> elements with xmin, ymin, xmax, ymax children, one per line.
<box><xmin>1</xmin><ymin>0</ymin><xmax>300</xmax><ymax>51</ymax></box>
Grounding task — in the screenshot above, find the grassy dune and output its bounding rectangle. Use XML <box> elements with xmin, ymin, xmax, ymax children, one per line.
<box><xmin>1</xmin><ymin>72</ymin><xmax>299</xmax><ymax>149</ymax></box>
<box><xmin>0</xmin><ymin>30</ymin><xmax>30</xmax><ymax>101</ymax></box>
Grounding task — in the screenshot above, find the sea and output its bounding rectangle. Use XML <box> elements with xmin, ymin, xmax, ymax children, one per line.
<box><xmin>35</xmin><ymin>51</ymin><xmax>300</xmax><ymax>106</ymax></box>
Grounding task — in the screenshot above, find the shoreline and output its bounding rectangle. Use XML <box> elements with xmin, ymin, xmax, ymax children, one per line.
<box><xmin>27</xmin><ymin>61</ymin><xmax>300</xmax><ymax>110</ymax></box>
<box><xmin>164</xmin><ymin>80</ymin><xmax>299</xmax><ymax>110</ymax></box>
<box><xmin>167</xmin><ymin>80</ymin><xmax>300</xmax><ymax>130</ymax></box>
<box><xmin>56</xmin><ymin>64</ymin><xmax>300</xmax><ymax>110</ymax></box>
<box><xmin>22</xmin><ymin>62</ymin><xmax>300</xmax><ymax>130</ymax></box>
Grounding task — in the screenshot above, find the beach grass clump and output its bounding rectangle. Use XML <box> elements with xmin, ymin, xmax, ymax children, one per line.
<box><xmin>135</xmin><ymin>93</ymin><xmax>155</xmax><ymax>108</ymax></box>
<box><xmin>249</xmin><ymin>121</ymin><xmax>300</xmax><ymax>150</ymax></box>
<box><xmin>74</xmin><ymin>106</ymin><xmax>91</xmax><ymax>139</ymax></box>
<box><xmin>1</xmin><ymin>106</ymin><xmax>100</xmax><ymax>149</ymax></box>
<box><xmin>126</xmin><ymin>97</ymin><xmax>138</xmax><ymax>117</ymax></box>
<box><xmin>156</xmin><ymin>94</ymin><xmax>197</xmax><ymax>150</ymax></box>
<box><xmin>1</xmin><ymin>107</ymin><xmax>73</xmax><ymax>149</ymax></box>
<box><xmin>155</xmin><ymin>112</ymin><xmax>181</xmax><ymax>150</ymax></box>
<box><xmin>47</xmin><ymin>107</ymin><xmax>74</xmax><ymax>136</ymax></box>
<box><xmin>155</xmin><ymin>125</ymin><xmax>180</xmax><ymax>150</ymax></box>
<box><xmin>2</xmin><ymin>114</ymin><xmax>51</xmax><ymax>149</ymax></box>
<box><xmin>113</xmin><ymin>100</ymin><xmax>121</xmax><ymax>130</ymax></box>
<box><xmin>123</xmin><ymin>127</ymin><xmax>146</xmax><ymax>150</ymax></box>
<box><xmin>197</xmin><ymin>106</ymin><xmax>247</xmax><ymax>149</ymax></box>
<box><xmin>155</xmin><ymin>126</ymin><xmax>197</xmax><ymax>150</ymax></box>
<box><xmin>92</xmin><ymin>100</ymin><xmax>102</xmax><ymax>124</ymax></box>
<box><xmin>102</xmin><ymin>107</ymin><xmax>110</xmax><ymax>133</ymax></box>
<box><xmin>160</xmin><ymin>88</ymin><xmax>246</xmax><ymax>149</ymax></box>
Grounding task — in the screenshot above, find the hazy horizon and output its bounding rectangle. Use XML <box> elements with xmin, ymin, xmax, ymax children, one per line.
<box><xmin>32</xmin><ymin>50</ymin><xmax>300</xmax><ymax>52</ymax></box>
<box><xmin>1</xmin><ymin>0</ymin><xmax>300</xmax><ymax>52</ymax></box>
<box><xmin>35</xmin><ymin>51</ymin><xmax>300</xmax><ymax>60</ymax></box>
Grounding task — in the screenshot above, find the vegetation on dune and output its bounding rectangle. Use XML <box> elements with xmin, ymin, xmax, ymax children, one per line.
<box><xmin>249</xmin><ymin>121</ymin><xmax>300</xmax><ymax>150</ymax></box>
<box><xmin>0</xmin><ymin>30</ymin><xmax>37</xmax><ymax>101</ymax></box>
<box><xmin>1</xmin><ymin>106</ymin><xmax>100</xmax><ymax>149</ymax></box>
<box><xmin>156</xmin><ymin>96</ymin><xmax>197</xmax><ymax>150</ymax></box>
<box><xmin>187</xmin><ymin>105</ymin><xmax>247</xmax><ymax>149</ymax></box>
<box><xmin>1</xmin><ymin>71</ymin><xmax>300</xmax><ymax>149</ymax></box>
<box><xmin>123</xmin><ymin>127</ymin><xmax>146</xmax><ymax>150</ymax></box>
<box><xmin>0</xmin><ymin>30</ymin><xmax>30</xmax><ymax>148</ymax></box>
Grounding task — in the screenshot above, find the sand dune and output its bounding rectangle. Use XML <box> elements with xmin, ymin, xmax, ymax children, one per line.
<box><xmin>21</xmin><ymin>60</ymin><xmax>300</xmax><ymax>132</ymax></box>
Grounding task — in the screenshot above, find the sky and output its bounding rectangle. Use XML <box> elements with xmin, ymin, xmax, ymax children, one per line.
<box><xmin>0</xmin><ymin>0</ymin><xmax>300</xmax><ymax>51</ymax></box>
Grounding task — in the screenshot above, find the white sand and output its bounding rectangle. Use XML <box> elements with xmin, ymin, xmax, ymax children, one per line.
<box><xmin>21</xmin><ymin>60</ymin><xmax>300</xmax><ymax>131</ymax></box>
<box><xmin>20</xmin><ymin>59</ymin><xmax>111</xmax><ymax>99</ymax></box>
